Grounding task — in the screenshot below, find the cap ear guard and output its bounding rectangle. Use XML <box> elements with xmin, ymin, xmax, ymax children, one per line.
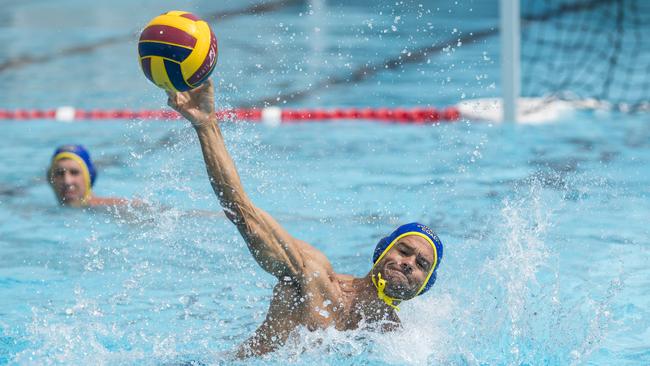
<box><xmin>419</xmin><ymin>269</ymin><xmax>437</xmax><ymax>294</ymax></box>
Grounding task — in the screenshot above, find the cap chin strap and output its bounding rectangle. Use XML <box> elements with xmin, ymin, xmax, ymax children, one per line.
<box><xmin>371</xmin><ymin>272</ymin><xmax>401</xmax><ymax>311</ymax></box>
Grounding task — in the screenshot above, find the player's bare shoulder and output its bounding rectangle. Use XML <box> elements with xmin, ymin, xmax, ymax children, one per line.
<box><xmin>293</xmin><ymin>239</ymin><xmax>342</xmax><ymax>293</ymax></box>
<box><xmin>295</xmin><ymin>239</ymin><xmax>335</xmax><ymax>278</ymax></box>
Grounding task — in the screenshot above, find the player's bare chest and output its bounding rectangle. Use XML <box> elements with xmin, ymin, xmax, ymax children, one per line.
<box><xmin>270</xmin><ymin>280</ymin><xmax>352</xmax><ymax>330</ymax></box>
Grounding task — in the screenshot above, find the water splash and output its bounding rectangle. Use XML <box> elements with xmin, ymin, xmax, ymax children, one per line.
<box><xmin>432</xmin><ymin>174</ymin><xmax>625</xmax><ymax>366</ymax></box>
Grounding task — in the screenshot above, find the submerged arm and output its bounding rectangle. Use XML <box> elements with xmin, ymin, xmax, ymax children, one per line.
<box><xmin>166</xmin><ymin>80</ymin><xmax>311</xmax><ymax>279</ymax></box>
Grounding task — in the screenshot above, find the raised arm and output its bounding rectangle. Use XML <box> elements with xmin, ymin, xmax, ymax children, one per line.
<box><xmin>166</xmin><ymin>80</ymin><xmax>321</xmax><ymax>279</ymax></box>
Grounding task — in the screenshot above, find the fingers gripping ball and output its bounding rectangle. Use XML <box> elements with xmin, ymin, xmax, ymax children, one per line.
<box><xmin>138</xmin><ymin>11</ymin><xmax>218</xmax><ymax>92</ymax></box>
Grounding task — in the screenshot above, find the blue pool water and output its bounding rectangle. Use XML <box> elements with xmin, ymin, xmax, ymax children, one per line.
<box><xmin>1</xmin><ymin>1</ymin><xmax>649</xmax><ymax>365</ymax></box>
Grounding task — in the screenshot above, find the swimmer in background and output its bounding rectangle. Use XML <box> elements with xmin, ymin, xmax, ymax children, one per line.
<box><xmin>48</xmin><ymin>144</ymin><xmax>129</xmax><ymax>207</ymax></box>
<box><xmin>166</xmin><ymin>80</ymin><xmax>444</xmax><ymax>357</ymax></box>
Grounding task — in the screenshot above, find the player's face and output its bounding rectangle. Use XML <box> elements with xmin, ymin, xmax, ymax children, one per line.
<box><xmin>375</xmin><ymin>235</ymin><xmax>434</xmax><ymax>299</ymax></box>
<box><xmin>49</xmin><ymin>159</ymin><xmax>88</xmax><ymax>206</ymax></box>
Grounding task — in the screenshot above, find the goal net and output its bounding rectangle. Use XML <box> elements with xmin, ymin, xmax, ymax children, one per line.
<box><xmin>520</xmin><ymin>0</ymin><xmax>650</xmax><ymax>113</ymax></box>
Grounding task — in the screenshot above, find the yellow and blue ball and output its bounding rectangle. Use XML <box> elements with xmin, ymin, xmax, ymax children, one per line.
<box><xmin>138</xmin><ymin>11</ymin><xmax>218</xmax><ymax>92</ymax></box>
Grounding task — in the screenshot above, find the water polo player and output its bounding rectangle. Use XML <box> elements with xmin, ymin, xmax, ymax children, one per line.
<box><xmin>47</xmin><ymin>145</ymin><xmax>128</xmax><ymax>207</ymax></box>
<box><xmin>166</xmin><ymin>80</ymin><xmax>443</xmax><ymax>357</ymax></box>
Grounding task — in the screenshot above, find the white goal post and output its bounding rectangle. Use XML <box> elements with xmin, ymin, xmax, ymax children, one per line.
<box><xmin>500</xmin><ymin>0</ymin><xmax>521</xmax><ymax>123</ymax></box>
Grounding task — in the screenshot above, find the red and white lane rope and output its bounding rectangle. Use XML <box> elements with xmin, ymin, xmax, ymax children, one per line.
<box><xmin>0</xmin><ymin>106</ymin><xmax>460</xmax><ymax>125</ymax></box>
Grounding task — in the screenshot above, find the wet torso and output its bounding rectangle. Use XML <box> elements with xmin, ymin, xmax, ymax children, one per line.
<box><xmin>236</xmin><ymin>246</ymin><xmax>398</xmax><ymax>356</ymax></box>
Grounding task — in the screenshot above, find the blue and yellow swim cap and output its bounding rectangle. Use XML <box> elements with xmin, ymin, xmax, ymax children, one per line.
<box><xmin>372</xmin><ymin>222</ymin><xmax>443</xmax><ymax>296</ymax></box>
<box><xmin>50</xmin><ymin>145</ymin><xmax>97</xmax><ymax>199</ymax></box>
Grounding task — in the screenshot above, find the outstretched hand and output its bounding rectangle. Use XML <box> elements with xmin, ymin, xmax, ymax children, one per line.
<box><xmin>166</xmin><ymin>79</ymin><xmax>215</xmax><ymax>128</ymax></box>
